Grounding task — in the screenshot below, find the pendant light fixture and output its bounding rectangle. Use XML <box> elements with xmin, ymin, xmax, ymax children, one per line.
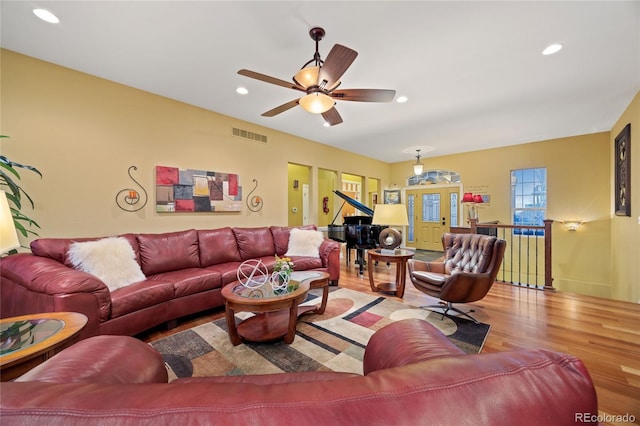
<box><xmin>413</xmin><ymin>149</ymin><xmax>424</xmax><ymax>175</ymax></box>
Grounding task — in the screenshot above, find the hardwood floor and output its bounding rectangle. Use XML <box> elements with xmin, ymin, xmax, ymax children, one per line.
<box><xmin>140</xmin><ymin>256</ymin><xmax>640</xmax><ymax>425</ymax></box>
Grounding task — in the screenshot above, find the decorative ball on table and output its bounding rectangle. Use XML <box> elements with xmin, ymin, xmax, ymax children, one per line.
<box><xmin>236</xmin><ymin>259</ymin><xmax>269</xmax><ymax>288</ymax></box>
<box><xmin>270</xmin><ymin>270</ymin><xmax>291</xmax><ymax>293</ymax></box>
<box><xmin>270</xmin><ymin>256</ymin><xmax>294</xmax><ymax>294</ymax></box>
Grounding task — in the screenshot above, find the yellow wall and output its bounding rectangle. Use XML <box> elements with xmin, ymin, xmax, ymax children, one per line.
<box><xmin>0</xmin><ymin>49</ymin><xmax>389</xmax><ymax>238</ymax></box>
<box><xmin>390</xmin><ymin>133</ymin><xmax>613</xmax><ymax>299</ymax></box>
<box><xmin>610</xmin><ymin>91</ymin><xmax>640</xmax><ymax>303</ymax></box>
<box><xmin>317</xmin><ymin>168</ymin><xmax>338</xmax><ymax>227</ymax></box>
<box><xmin>367</xmin><ymin>177</ymin><xmax>380</xmax><ymax>206</ymax></box>
<box><xmin>287</xmin><ymin>163</ymin><xmax>309</xmax><ymax>226</ymax></box>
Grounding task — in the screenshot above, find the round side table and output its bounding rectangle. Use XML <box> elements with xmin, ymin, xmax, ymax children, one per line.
<box><xmin>1</xmin><ymin>312</ymin><xmax>88</xmax><ymax>381</ymax></box>
<box><xmin>367</xmin><ymin>249</ymin><xmax>415</xmax><ymax>298</ymax></box>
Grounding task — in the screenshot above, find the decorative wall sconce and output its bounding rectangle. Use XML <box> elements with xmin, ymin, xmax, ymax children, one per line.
<box><xmin>246</xmin><ymin>179</ymin><xmax>264</xmax><ymax>212</ymax></box>
<box><xmin>562</xmin><ymin>220</ymin><xmax>584</xmax><ymax>231</ymax></box>
<box><xmin>462</xmin><ymin>192</ymin><xmax>484</xmax><ymax>221</ymax></box>
<box><xmin>115</xmin><ymin>166</ymin><xmax>148</xmax><ymax>212</ymax></box>
<box><xmin>293</xmin><ymin>180</ymin><xmax>299</xmax><ymax>189</ymax></box>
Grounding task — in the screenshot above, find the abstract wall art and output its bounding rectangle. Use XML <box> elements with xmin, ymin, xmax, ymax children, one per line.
<box><xmin>155</xmin><ymin>165</ymin><xmax>242</xmax><ymax>213</ymax></box>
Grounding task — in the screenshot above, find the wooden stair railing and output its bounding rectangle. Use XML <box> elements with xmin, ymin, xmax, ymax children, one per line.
<box><xmin>469</xmin><ymin>218</ymin><xmax>554</xmax><ymax>291</ymax></box>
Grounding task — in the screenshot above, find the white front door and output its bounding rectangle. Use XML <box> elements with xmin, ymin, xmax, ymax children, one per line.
<box><xmin>302</xmin><ymin>184</ymin><xmax>310</xmax><ymax>225</ymax></box>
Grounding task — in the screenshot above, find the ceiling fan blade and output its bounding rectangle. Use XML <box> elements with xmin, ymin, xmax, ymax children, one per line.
<box><xmin>322</xmin><ymin>107</ymin><xmax>343</xmax><ymax>126</ymax></box>
<box><xmin>317</xmin><ymin>44</ymin><xmax>358</xmax><ymax>90</ymax></box>
<box><xmin>331</xmin><ymin>89</ymin><xmax>396</xmax><ymax>102</ymax></box>
<box><xmin>238</xmin><ymin>69</ymin><xmax>305</xmax><ymax>92</ymax></box>
<box><xmin>261</xmin><ymin>99</ymin><xmax>300</xmax><ymax>117</ymax></box>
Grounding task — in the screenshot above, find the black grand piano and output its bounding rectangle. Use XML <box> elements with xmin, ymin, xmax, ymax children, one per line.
<box><xmin>328</xmin><ymin>190</ymin><xmax>385</xmax><ymax>275</ymax></box>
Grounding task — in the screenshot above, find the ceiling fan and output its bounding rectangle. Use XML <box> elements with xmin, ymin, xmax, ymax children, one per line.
<box><xmin>238</xmin><ymin>27</ymin><xmax>396</xmax><ymax>126</ymax></box>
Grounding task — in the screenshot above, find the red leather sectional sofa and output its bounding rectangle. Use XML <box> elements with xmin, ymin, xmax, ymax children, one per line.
<box><xmin>0</xmin><ymin>319</ymin><xmax>598</xmax><ymax>425</ymax></box>
<box><xmin>0</xmin><ymin>226</ymin><xmax>340</xmax><ymax>339</ymax></box>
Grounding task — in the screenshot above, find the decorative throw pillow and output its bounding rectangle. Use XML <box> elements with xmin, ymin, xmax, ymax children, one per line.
<box><xmin>285</xmin><ymin>228</ymin><xmax>323</xmax><ymax>258</ymax></box>
<box><xmin>68</xmin><ymin>237</ymin><xmax>146</xmax><ymax>292</ymax></box>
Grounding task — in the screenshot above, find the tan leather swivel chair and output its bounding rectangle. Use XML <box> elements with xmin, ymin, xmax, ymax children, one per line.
<box><xmin>408</xmin><ymin>233</ymin><xmax>506</xmax><ymax>323</ymax></box>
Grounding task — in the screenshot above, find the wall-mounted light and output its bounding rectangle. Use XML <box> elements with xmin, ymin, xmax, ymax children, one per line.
<box><xmin>115</xmin><ymin>166</ymin><xmax>148</xmax><ymax>212</ymax></box>
<box><xmin>562</xmin><ymin>220</ymin><xmax>584</xmax><ymax>231</ymax></box>
<box><xmin>246</xmin><ymin>179</ymin><xmax>264</xmax><ymax>212</ymax></box>
<box><xmin>413</xmin><ymin>149</ymin><xmax>424</xmax><ymax>175</ymax></box>
<box><xmin>293</xmin><ymin>180</ymin><xmax>299</xmax><ymax>189</ymax></box>
<box><xmin>127</xmin><ymin>190</ymin><xmax>139</xmax><ymax>203</ymax></box>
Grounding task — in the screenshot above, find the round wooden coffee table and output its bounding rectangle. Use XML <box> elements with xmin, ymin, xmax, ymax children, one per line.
<box><xmin>367</xmin><ymin>249</ymin><xmax>415</xmax><ymax>298</ymax></box>
<box><xmin>0</xmin><ymin>312</ymin><xmax>88</xmax><ymax>381</ymax></box>
<box><xmin>221</xmin><ymin>271</ymin><xmax>329</xmax><ymax>346</ymax></box>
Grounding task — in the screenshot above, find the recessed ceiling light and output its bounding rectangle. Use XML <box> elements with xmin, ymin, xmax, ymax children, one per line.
<box><xmin>33</xmin><ymin>8</ymin><xmax>59</xmax><ymax>24</ymax></box>
<box><xmin>542</xmin><ymin>43</ymin><xmax>563</xmax><ymax>56</ymax></box>
<box><xmin>323</xmin><ymin>121</ymin><xmax>330</xmax><ymax>127</ymax></box>
<box><xmin>396</xmin><ymin>96</ymin><xmax>408</xmax><ymax>103</ymax></box>
<box><xmin>236</xmin><ymin>87</ymin><xmax>248</xmax><ymax>95</ymax></box>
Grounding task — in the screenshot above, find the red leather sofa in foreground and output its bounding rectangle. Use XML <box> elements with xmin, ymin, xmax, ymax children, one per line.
<box><xmin>0</xmin><ymin>226</ymin><xmax>340</xmax><ymax>339</ymax></box>
<box><xmin>1</xmin><ymin>319</ymin><xmax>598</xmax><ymax>425</ymax></box>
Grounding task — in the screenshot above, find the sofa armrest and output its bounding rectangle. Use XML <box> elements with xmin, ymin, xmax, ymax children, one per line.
<box><xmin>319</xmin><ymin>239</ymin><xmax>340</xmax><ymax>283</ymax></box>
<box><xmin>0</xmin><ymin>254</ymin><xmax>110</xmax><ymax>336</ymax></box>
<box><xmin>363</xmin><ymin>318</ymin><xmax>465</xmax><ymax>375</ymax></box>
<box><xmin>318</xmin><ymin>239</ymin><xmax>339</xmax><ymax>266</ymax></box>
<box><xmin>408</xmin><ymin>258</ymin><xmax>446</xmax><ymax>274</ymax></box>
<box><xmin>15</xmin><ymin>335</ymin><xmax>168</xmax><ymax>384</ymax></box>
<box><xmin>1</xmin><ymin>254</ymin><xmax>108</xmax><ymax>296</ymax></box>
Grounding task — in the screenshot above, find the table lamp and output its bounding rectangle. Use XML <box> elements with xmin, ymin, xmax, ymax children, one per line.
<box><xmin>372</xmin><ymin>204</ymin><xmax>409</xmax><ymax>251</ymax></box>
<box><xmin>0</xmin><ymin>190</ymin><xmax>20</xmax><ymax>254</ymax></box>
<box><xmin>462</xmin><ymin>192</ymin><xmax>483</xmax><ymax>221</ymax></box>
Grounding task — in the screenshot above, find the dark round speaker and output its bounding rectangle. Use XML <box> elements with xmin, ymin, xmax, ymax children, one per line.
<box><xmin>378</xmin><ymin>228</ymin><xmax>402</xmax><ymax>250</ymax></box>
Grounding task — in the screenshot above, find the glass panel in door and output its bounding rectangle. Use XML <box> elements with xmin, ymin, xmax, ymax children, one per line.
<box><xmin>420</xmin><ymin>193</ymin><xmax>444</xmax><ymax>251</ymax></box>
<box><xmin>407</xmin><ymin>194</ymin><xmax>415</xmax><ymax>242</ymax></box>
<box><xmin>450</xmin><ymin>192</ymin><xmax>459</xmax><ymax>227</ymax></box>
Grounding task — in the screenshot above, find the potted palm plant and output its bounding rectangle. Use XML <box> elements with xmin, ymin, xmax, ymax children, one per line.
<box><xmin>0</xmin><ymin>136</ymin><xmax>42</xmax><ymax>251</ymax></box>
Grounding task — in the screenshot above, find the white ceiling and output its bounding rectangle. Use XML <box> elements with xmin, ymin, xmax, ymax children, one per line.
<box><xmin>1</xmin><ymin>1</ymin><xmax>639</xmax><ymax>163</ymax></box>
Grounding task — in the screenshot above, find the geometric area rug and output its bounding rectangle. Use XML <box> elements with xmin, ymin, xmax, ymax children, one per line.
<box><xmin>149</xmin><ymin>288</ymin><xmax>491</xmax><ymax>381</ymax></box>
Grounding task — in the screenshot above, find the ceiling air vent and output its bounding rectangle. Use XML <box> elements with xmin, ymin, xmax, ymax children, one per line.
<box><xmin>232</xmin><ymin>127</ymin><xmax>267</xmax><ymax>144</ymax></box>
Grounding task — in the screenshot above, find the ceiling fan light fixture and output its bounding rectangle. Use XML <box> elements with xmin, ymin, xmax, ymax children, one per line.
<box><xmin>238</xmin><ymin>27</ymin><xmax>394</xmax><ymax>125</ymax></box>
<box><xmin>299</xmin><ymin>93</ymin><xmax>334</xmax><ymax>114</ymax></box>
<box><xmin>293</xmin><ymin>66</ymin><xmax>320</xmax><ymax>89</ymax></box>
